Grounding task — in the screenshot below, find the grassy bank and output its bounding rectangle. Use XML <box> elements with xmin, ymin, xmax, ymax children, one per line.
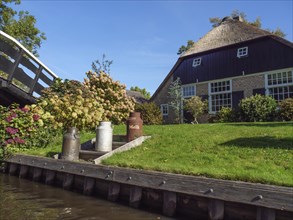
<box><xmin>103</xmin><ymin>122</ymin><xmax>293</xmax><ymax>187</ymax></box>
<box><xmin>20</xmin><ymin>122</ymin><xmax>293</xmax><ymax>186</ymax></box>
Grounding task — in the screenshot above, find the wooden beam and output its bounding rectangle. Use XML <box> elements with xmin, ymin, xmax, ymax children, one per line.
<box><xmin>33</xmin><ymin>167</ymin><xmax>42</xmax><ymax>181</ymax></box>
<box><xmin>45</xmin><ymin>170</ymin><xmax>56</xmax><ymax>185</ymax></box>
<box><xmin>19</xmin><ymin>165</ymin><xmax>29</xmax><ymax>178</ymax></box>
<box><xmin>7</xmin><ymin>49</ymin><xmax>24</xmax><ymax>83</ymax></box>
<box><xmin>63</xmin><ymin>173</ymin><xmax>74</xmax><ymax>190</ymax></box>
<box><xmin>29</xmin><ymin>65</ymin><xmax>42</xmax><ymax>95</ymax></box>
<box><xmin>257</xmin><ymin>207</ymin><xmax>275</xmax><ymax>220</ymax></box>
<box><xmin>108</xmin><ymin>182</ymin><xmax>120</xmax><ymax>202</ymax></box>
<box><xmin>83</xmin><ymin>177</ymin><xmax>95</xmax><ymax>195</ymax></box>
<box><xmin>163</xmin><ymin>191</ymin><xmax>177</xmax><ymax>217</ymax></box>
<box><xmin>9</xmin><ymin>163</ymin><xmax>18</xmax><ymax>175</ymax></box>
<box><xmin>208</xmin><ymin>199</ymin><xmax>224</xmax><ymax>220</ymax></box>
<box><xmin>129</xmin><ymin>186</ymin><xmax>142</xmax><ymax>208</ymax></box>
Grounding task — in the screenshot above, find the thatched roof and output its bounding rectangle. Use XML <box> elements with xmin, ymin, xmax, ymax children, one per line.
<box><xmin>181</xmin><ymin>17</ymin><xmax>273</xmax><ymax>57</ymax></box>
<box><xmin>126</xmin><ymin>90</ymin><xmax>148</xmax><ymax>104</ymax></box>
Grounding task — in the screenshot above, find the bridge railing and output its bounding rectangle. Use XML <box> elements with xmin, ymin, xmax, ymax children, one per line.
<box><xmin>0</xmin><ymin>30</ymin><xmax>58</xmax><ymax>98</ymax></box>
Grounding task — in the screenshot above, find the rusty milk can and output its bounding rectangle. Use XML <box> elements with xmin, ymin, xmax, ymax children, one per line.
<box><xmin>126</xmin><ymin>112</ymin><xmax>143</xmax><ymax>142</ymax></box>
<box><xmin>61</xmin><ymin>127</ymin><xmax>80</xmax><ymax>161</ymax></box>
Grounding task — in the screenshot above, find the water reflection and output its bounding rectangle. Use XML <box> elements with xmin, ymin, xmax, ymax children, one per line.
<box><xmin>0</xmin><ymin>173</ymin><xmax>174</xmax><ymax>220</ymax></box>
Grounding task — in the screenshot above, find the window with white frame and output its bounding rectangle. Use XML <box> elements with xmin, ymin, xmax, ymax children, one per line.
<box><xmin>266</xmin><ymin>70</ymin><xmax>293</xmax><ymax>101</ymax></box>
<box><xmin>182</xmin><ymin>85</ymin><xmax>195</xmax><ymax>98</ymax></box>
<box><xmin>160</xmin><ymin>104</ymin><xmax>169</xmax><ymax>116</ymax></box>
<box><xmin>209</xmin><ymin>80</ymin><xmax>232</xmax><ymax>113</ymax></box>
<box><xmin>192</xmin><ymin>58</ymin><xmax>201</xmax><ymax>67</ymax></box>
<box><xmin>237</xmin><ymin>47</ymin><xmax>248</xmax><ymax>58</ymax></box>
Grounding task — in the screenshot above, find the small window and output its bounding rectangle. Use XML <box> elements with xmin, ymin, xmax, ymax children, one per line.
<box><xmin>237</xmin><ymin>47</ymin><xmax>248</xmax><ymax>58</ymax></box>
<box><xmin>192</xmin><ymin>58</ymin><xmax>201</xmax><ymax>67</ymax></box>
<box><xmin>160</xmin><ymin>104</ymin><xmax>169</xmax><ymax>116</ymax></box>
<box><xmin>182</xmin><ymin>85</ymin><xmax>195</xmax><ymax>98</ymax></box>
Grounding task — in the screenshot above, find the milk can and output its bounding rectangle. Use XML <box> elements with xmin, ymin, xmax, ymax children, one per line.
<box><xmin>61</xmin><ymin>127</ymin><xmax>80</xmax><ymax>161</ymax></box>
<box><xmin>95</xmin><ymin>121</ymin><xmax>113</xmax><ymax>152</ymax></box>
<box><xmin>126</xmin><ymin>112</ymin><xmax>143</xmax><ymax>142</ymax></box>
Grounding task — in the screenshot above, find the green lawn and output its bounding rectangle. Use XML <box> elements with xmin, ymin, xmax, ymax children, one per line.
<box><xmin>102</xmin><ymin>122</ymin><xmax>293</xmax><ymax>187</ymax></box>
<box><xmin>22</xmin><ymin>122</ymin><xmax>293</xmax><ymax>186</ymax></box>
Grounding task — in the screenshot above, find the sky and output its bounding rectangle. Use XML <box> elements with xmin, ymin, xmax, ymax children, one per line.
<box><xmin>12</xmin><ymin>0</ymin><xmax>293</xmax><ymax>95</ymax></box>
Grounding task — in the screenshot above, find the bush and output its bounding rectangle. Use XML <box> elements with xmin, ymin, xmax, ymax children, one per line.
<box><xmin>0</xmin><ymin>104</ymin><xmax>57</xmax><ymax>158</ymax></box>
<box><xmin>216</xmin><ymin>107</ymin><xmax>234</xmax><ymax>122</ymax></box>
<box><xmin>184</xmin><ymin>96</ymin><xmax>208</xmax><ymax>124</ymax></box>
<box><xmin>239</xmin><ymin>94</ymin><xmax>277</xmax><ymax>122</ymax></box>
<box><xmin>278</xmin><ymin>98</ymin><xmax>293</xmax><ymax>121</ymax></box>
<box><xmin>84</xmin><ymin>71</ymin><xmax>135</xmax><ymax>124</ymax></box>
<box><xmin>40</xmin><ymin>78</ymin><xmax>104</xmax><ymax>130</ymax></box>
<box><xmin>135</xmin><ymin>102</ymin><xmax>162</xmax><ymax>125</ymax></box>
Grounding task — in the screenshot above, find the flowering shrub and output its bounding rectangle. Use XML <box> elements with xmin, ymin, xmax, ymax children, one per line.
<box><xmin>0</xmin><ymin>104</ymin><xmax>57</xmax><ymax>158</ymax></box>
<box><xmin>278</xmin><ymin>98</ymin><xmax>293</xmax><ymax>121</ymax></box>
<box><xmin>40</xmin><ymin>78</ymin><xmax>104</xmax><ymax>130</ymax></box>
<box><xmin>84</xmin><ymin>71</ymin><xmax>135</xmax><ymax>124</ymax></box>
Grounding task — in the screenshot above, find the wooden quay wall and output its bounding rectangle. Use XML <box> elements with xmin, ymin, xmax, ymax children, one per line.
<box><xmin>2</xmin><ymin>154</ymin><xmax>293</xmax><ymax>220</ymax></box>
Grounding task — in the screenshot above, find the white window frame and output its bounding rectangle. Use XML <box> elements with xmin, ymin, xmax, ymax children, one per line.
<box><xmin>192</xmin><ymin>58</ymin><xmax>201</xmax><ymax>67</ymax></box>
<box><xmin>237</xmin><ymin>47</ymin><xmax>248</xmax><ymax>58</ymax></box>
<box><xmin>265</xmin><ymin>69</ymin><xmax>293</xmax><ymax>101</ymax></box>
<box><xmin>160</xmin><ymin>104</ymin><xmax>169</xmax><ymax>116</ymax></box>
<box><xmin>182</xmin><ymin>84</ymin><xmax>196</xmax><ymax>98</ymax></box>
<box><xmin>208</xmin><ymin>79</ymin><xmax>232</xmax><ymax>113</ymax></box>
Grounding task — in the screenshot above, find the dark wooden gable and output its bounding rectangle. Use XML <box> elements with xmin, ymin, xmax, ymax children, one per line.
<box><xmin>173</xmin><ymin>37</ymin><xmax>293</xmax><ymax>85</ymax></box>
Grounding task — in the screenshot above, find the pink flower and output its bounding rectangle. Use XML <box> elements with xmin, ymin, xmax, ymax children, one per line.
<box><xmin>4</xmin><ymin>139</ymin><xmax>14</xmax><ymax>145</ymax></box>
<box><xmin>6</xmin><ymin>116</ymin><xmax>12</xmax><ymax>122</ymax></box>
<box><xmin>5</xmin><ymin>127</ymin><xmax>19</xmax><ymax>135</ymax></box>
<box><xmin>33</xmin><ymin>114</ymin><xmax>40</xmax><ymax>121</ymax></box>
<box><xmin>21</xmin><ymin>107</ymin><xmax>29</xmax><ymax>113</ymax></box>
<box><xmin>14</xmin><ymin>137</ymin><xmax>25</xmax><ymax>144</ymax></box>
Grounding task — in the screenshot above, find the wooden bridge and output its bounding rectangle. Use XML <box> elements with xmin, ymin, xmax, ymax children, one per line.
<box><xmin>0</xmin><ymin>30</ymin><xmax>58</xmax><ymax>107</ymax></box>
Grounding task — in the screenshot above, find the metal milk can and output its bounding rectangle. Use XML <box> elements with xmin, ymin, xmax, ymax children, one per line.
<box><xmin>61</xmin><ymin>127</ymin><xmax>80</xmax><ymax>161</ymax></box>
<box><xmin>95</xmin><ymin>121</ymin><xmax>113</xmax><ymax>152</ymax></box>
<box><xmin>126</xmin><ymin>112</ymin><xmax>143</xmax><ymax>142</ymax></box>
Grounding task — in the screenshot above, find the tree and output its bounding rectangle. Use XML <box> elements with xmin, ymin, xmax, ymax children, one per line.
<box><xmin>209</xmin><ymin>10</ymin><xmax>286</xmax><ymax>38</ymax></box>
<box><xmin>0</xmin><ymin>0</ymin><xmax>46</xmax><ymax>56</ymax></box>
<box><xmin>92</xmin><ymin>54</ymin><xmax>113</xmax><ymax>74</ymax></box>
<box><xmin>135</xmin><ymin>102</ymin><xmax>162</xmax><ymax>125</ymax></box>
<box><xmin>177</xmin><ymin>40</ymin><xmax>195</xmax><ymax>55</ymax></box>
<box><xmin>184</xmin><ymin>96</ymin><xmax>207</xmax><ymax>124</ymax></box>
<box><xmin>130</xmin><ymin>86</ymin><xmax>151</xmax><ymax>99</ymax></box>
<box><xmin>168</xmin><ymin>77</ymin><xmax>183</xmax><ymax>123</ymax></box>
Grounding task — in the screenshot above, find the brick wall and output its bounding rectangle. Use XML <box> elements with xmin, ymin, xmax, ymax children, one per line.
<box><xmin>232</xmin><ymin>74</ymin><xmax>265</xmax><ymax>98</ymax></box>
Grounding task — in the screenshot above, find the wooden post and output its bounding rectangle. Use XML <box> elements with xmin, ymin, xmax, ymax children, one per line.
<box><xmin>108</xmin><ymin>182</ymin><xmax>120</xmax><ymax>202</ymax></box>
<box><xmin>29</xmin><ymin>65</ymin><xmax>42</xmax><ymax>95</ymax></box>
<box><xmin>7</xmin><ymin>49</ymin><xmax>24</xmax><ymax>83</ymax></box>
<box><xmin>208</xmin><ymin>199</ymin><xmax>224</xmax><ymax>220</ymax></box>
<box><xmin>45</xmin><ymin>170</ymin><xmax>56</xmax><ymax>185</ymax></box>
<box><xmin>33</xmin><ymin>167</ymin><xmax>42</xmax><ymax>181</ymax></box>
<box><xmin>63</xmin><ymin>174</ymin><xmax>74</xmax><ymax>190</ymax></box>
<box><xmin>163</xmin><ymin>191</ymin><xmax>177</xmax><ymax>217</ymax></box>
<box><xmin>9</xmin><ymin>163</ymin><xmax>18</xmax><ymax>175</ymax></box>
<box><xmin>257</xmin><ymin>207</ymin><xmax>275</xmax><ymax>220</ymax></box>
<box><xmin>19</xmin><ymin>165</ymin><xmax>29</xmax><ymax>178</ymax></box>
<box><xmin>129</xmin><ymin>186</ymin><xmax>142</xmax><ymax>208</ymax></box>
<box><xmin>83</xmin><ymin>177</ymin><xmax>95</xmax><ymax>196</ymax></box>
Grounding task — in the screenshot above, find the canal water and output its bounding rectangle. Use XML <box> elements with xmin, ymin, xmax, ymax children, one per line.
<box><xmin>0</xmin><ymin>173</ymin><xmax>175</xmax><ymax>220</ymax></box>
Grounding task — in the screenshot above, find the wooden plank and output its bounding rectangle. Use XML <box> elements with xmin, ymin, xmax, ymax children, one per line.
<box><xmin>63</xmin><ymin>173</ymin><xmax>74</xmax><ymax>190</ymax></box>
<box><xmin>29</xmin><ymin>66</ymin><xmax>42</xmax><ymax>95</ymax></box>
<box><xmin>7</xmin><ymin>49</ymin><xmax>24</xmax><ymax>82</ymax></box>
<box><xmin>39</xmin><ymin>71</ymin><xmax>53</xmax><ymax>86</ymax></box>
<box><xmin>13</xmin><ymin>66</ymin><xmax>34</xmax><ymax>88</ymax></box>
<box><xmin>33</xmin><ymin>167</ymin><xmax>42</xmax><ymax>181</ymax></box>
<box><xmin>129</xmin><ymin>186</ymin><xmax>142</xmax><ymax>208</ymax></box>
<box><xmin>163</xmin><ymin>191</ymin><xmax>177</xmax><ymax>217</ymax></box>
<box><xmin>208</xmin><ymin>199</ymin><xmax>224</xmax><ymax>220</ymax></box>
<box><xmin>45</xmin><ymin>170</ymin><xmax>56</xmax><ymax>185</ymax></box>
<box><xmin>83</xmin><ymin>177</ymin><xmax>95</xmax><ymax>195</ymax></box>
<box><xmin>32</xmin><ymin>82</ymin><xmax>45</xmax><ymax>96</ymax></box>
<box><xmin>19</xmin><ymin>55</ymin><xmax>38</xmax><ymax>74</ymax></box>
<box><xmin>19</xmin><ymin>165</ymin><xmax>29</xmax><ymax>178</ymax></box>
<box><xmin>108</xmin><ymin>182</ymin><xmax>120</xmax><ymax>202</ymax></box>
<box><xmin>5</xmin><ymin>154</ymin><xmax>293</xmax><ymax>212</ymax></box>
<box><xmin>257</xmin><ymin>207</ymin><xmax>276</xmax><ymax>220</ymax></box>
<box><xmin>9</xmin><ymin>163</ymin><xmax>18</xmax><ymax>175</ymax></box>
<box><xmin>0</xmin><ymin>55</ymin><xmax>14</xmax><ymax>73</ymax></box>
